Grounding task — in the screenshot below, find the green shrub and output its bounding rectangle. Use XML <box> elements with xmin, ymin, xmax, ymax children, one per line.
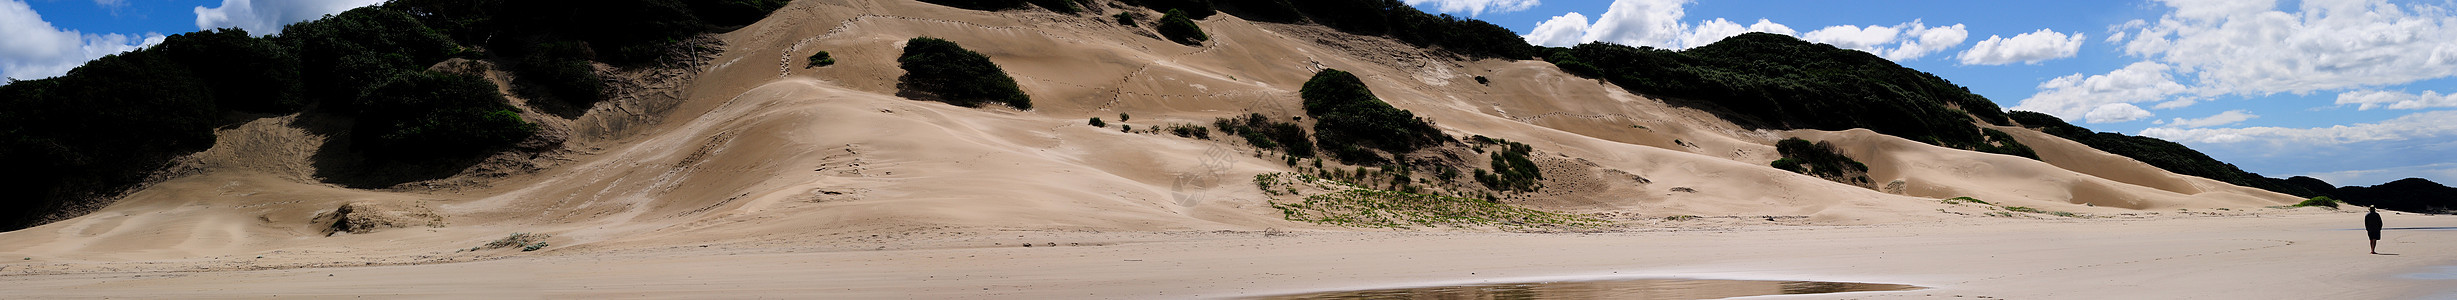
<box><xmin>1300</xmin><ymin>69</ymin><xmax>1445</xmax><ymax>164</ymax></box>
<box><xmin>1943</xmin><ymin>197</ymin><xmax>1990</xmax><ymax>205</ymax></box>
<box><xmin>1089</xmin><ymin>117</ymin><xmax>1106</xmax><ymax>127</ymax></box>
<box><xmin>806</xmin><ymin>51</ymin><xmax>835</xmax><ymax>67</ymax></box>
<box><xmin>897</xmin><ymin>37</ymin><xmax>1032</xmax><ymax>110</ymax></box>
<box><xmin>353</xmin><ymin>71</ymin><xmax>538</xmax><ymax>159</ymax></box>
<box><xmin>1114</xmin><ymin>12</ymin><xmax>1141</xmax><ymax>27</ymax></box>
<box><xmin>1167</xmin><ymin>124</ymin><xmax>1211</xmax><ymax>139</ymax></box>
<box><xmin>2294</xmin><ymin>196</ymin><xmax>2341</xmax><ymax>208</ymax></box>
<box><xmin>1215</xmin><ymin>113</ymin><xmax>1313</xmax><ymax>157</ymax></box>
<box><xmin>509</xmin><ymin>41</ymin><xmax>603</xmax><ymax>107</ymax></box>
<box><xmin>1470</xmin><ymin>136</ymin><xmax>1541</xmax><ymax>192</ymax></box>
<box><xmin>1157</xmin><ymin>9</ymin><xmax>1209</xmax><ymax>45</ymax></box>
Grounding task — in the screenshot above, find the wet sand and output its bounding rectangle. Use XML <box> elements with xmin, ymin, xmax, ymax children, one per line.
<box><xmin>3</xmin><ymin>212</ymin><xmax>2448</xmax><ymax>299</ymax></box>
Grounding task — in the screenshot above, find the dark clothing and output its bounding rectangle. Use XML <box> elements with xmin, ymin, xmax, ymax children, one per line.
<box><xmin>2366</xmin><ymin>211</ymin><xmax>2384</xmax><ymax>240</ymax></box>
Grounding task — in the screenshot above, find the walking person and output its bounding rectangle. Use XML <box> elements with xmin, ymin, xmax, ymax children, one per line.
<box><xmin>2366</xmin><ymin>205</ymin><xmax>2384</xmax><ymax>254</ymax></box>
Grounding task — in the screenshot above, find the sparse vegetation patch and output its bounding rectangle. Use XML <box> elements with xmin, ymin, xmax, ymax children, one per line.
<box><xmin>1771</xmin><ymin>138</ymin><xmax>1871</xmax><ymax>187</ymax></box>
<box><xmin>1257</xmin><ymin>173</ymin><xmax>1604</xmax><ymax>230</ymax></box>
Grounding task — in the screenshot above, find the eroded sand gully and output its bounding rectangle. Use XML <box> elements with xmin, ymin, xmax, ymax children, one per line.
<box><xmin>3</xmin><ymin>0</ymin><xmax>2446</xmax><ymax>298</ymax></box>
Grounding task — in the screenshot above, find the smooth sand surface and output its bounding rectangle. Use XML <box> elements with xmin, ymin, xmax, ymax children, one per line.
<box><xmin>3</xmin><ymin>212</ymin><xmax>2450</xmax><ymax>299</ymax></box>
<box><xmin>1</xmin><ymin>0</ymin><xmax>2438</xmax><ymax>298</ymax></box>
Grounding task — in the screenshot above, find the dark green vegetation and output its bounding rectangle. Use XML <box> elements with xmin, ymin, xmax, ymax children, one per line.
<box><xmin>1469</xmin><ymin>136</ymin><xmax>1541</xmax><ymax>192</ymax></box>
<box><xmin>1123</xmin><ymin>0</ymin><xmax>1215</xmax><ymax>19</ymax></box>
<box><xmin>806</xmin><ymin>51</ymin><xmax>835</xmax><ymax>67</ymax></box>
<box><xmin>2005</xmin><ymin>111</ymin><xmax>2316</xmax><ymax>197</ymax></box>
<box><xmin>917</xmin><ymin>0</ymin><xmax>1080</xmax><ymax>12</ymax></box>
<box><xmin>1216</xmin><ymin>113</ymin><xmax>1315</xmax><ymax>158</ymax></box>
<box><xmin>2310</xmin><ymin>178</ymin><xmax>2457</xmax><ymax>214</ymax></box>
<box><xmin>896</xmin><ymin>37</ymin><xmax>1032</xmax><ymax>110</ymax></box>
<box><xmin>1089</xmin><ymin>117</ymin><xmax>1107</xmax><ymax>127</ymax></box>
<box><xmin>1156</xmin><ymin>9</ymin><xmax>1208</xmax><ymax>45</ymax></box>
<box><xmin>1549</xmin><ymin>33</ymin><xmax>2031</xmax><ymax>159</ymax></box>
<box><xmin>1166</xmin><ymin>124</ymin><xmax>1211</xmax><ymax>139</ymax></box>
<box><xmin>1114</xmin><ymin>12</ymin><xmax>1141</xmax><ymax>27</ymax></box>
<box><xmin>1771</xmin><ymin>138</ymin><xmax>1872</xmax><ymax>187</ymax></box>
<box><xmin>0</xmin><ymin>0</ymin><xmax>788</xmax><ymax>231</ymax></box>
<box><xmin>350</xmin><ymin>72</ymin><xmax>539</xmax><ymax>159</ymax></box>
<box><xmin>1301</xmin><ymin>69</ymin><xmax>1446</xmax><ymax>165</ymax></box>
<box><xmin>1028</xmin><ymin>0</ymin><xmax>1534</xmax><ymax>59</ymax></box>
<box><xmin>2294</xmin><ymin>196</ymin><xmax>2341</xmax><ymax>208</ymax></box>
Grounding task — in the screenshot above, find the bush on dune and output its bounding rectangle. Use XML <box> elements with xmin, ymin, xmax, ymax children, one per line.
<box><xmin>1156</xmin><ymin>9</ymin><xmax>1209</xmax><ymax>45</ymax></box>
<box><xmin>897</xmin><ymin>37</ymin><xmax>1033</xmax><ymax>110</ymax></box>
<box><xmin>1301</xmin><ymin>69</ymin><xmax>1446</xmax><ymax>164</ymax></box>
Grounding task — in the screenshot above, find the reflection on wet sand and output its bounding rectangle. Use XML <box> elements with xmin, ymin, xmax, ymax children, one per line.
<box><xmin>1253</xmin><ymin>278</ymin><xmax>1923</xmax><ymax>300</ymax></box>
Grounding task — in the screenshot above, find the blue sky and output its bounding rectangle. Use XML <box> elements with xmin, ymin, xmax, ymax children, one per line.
<box><xmin>1</xmin><ymin>0</ymin><xmax>2451</xmax><ymax>187</ymax></box>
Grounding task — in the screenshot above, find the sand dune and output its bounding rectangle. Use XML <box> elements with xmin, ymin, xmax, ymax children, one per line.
<box><xmin>0</xmin><ymin>0</ymin><xmax>2394</xmax><ymax>298</ymax></box>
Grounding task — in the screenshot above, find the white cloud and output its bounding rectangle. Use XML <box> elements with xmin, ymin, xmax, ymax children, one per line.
<box><xmin>1801</xmin><ymin>20</ymin><xmax>1967</xmax><ymax>61</ymax></box>
<box><xmin>2336</xmin><ymin>90</ymin><xmax>2457</xmax><ymax>110</ymax></box>
<box><xmin>1523</xmin><ymin>12</ymin><xmax>1590</xmax><ymax>47</ymax></box>
<box><xmin>2163</xmin><ymin>110</ymin><xmax>2259</xmax><ymax>128</ymax></box>
<box><xmin>1579</xmin><ymin>0</ymin><xmax>1694</xmax><ymax>49</ymax></box>
<box><xmin>1679</xmin><ymin>17</ymin><xmax>1796</xmax><ymax>49</ymax></box>
<box><xmin>0</xmin><ymin>0</ymin><xmax>162</xmax><ymax>81</ymax></box>
<box><xmin>2084</xmin><ymin>103</ymin><xmax>2157</xmax><ymax>123</ymax></box>
<box><xmin>2140</xmin><ymin>110</ymin><xmax>2457</xmax><ymax>145</ymax></box>
<box><xmin>194</xmin><ymin>0</ymin><xmax>386</xmax><ymax>34</ymax></box>
<box><xmin>1404</xmin><ymin>0</ymin><xmax>1540</xmax><ymax>17</ymax></box>
<box><xmin>1957</xmin><ymin>28</ymin><xmax>2085</xmax><ymax>65</ymax></box>
<box><xmin>1525</xmin><ymin>0</ymin><xmax>1960</xmax><ymax>60</ymax></box>
<box><xmin>2120</xmin><ymin>0</ymin><xmax>2457</xmax><ymax>97</ymax></box>
<box><xmin>2009</xmin><ymin>62</ymin><xmax>2190</xmax><ymax>122</ymax></box>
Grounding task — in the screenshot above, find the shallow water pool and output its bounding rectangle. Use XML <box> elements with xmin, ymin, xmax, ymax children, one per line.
<box><xmin>1249</xmin><ymin>278</ymin><xmax>1923</xmax><ymax>300</ymax></box>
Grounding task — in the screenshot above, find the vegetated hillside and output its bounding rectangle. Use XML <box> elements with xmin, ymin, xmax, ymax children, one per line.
<box><xmin>1544</xmin><ymin>33</ymin><xmax>2033</xmax><ymax>159</ymax></box>
<box><xmin>2003</xmin><ymin>111</ymin><xmax>2319</xmax><ymax>197</ymax></box>
<box><xmin>2327</xmin><ymin>178</ymin><xmax>2457</xmax><ymax>213</ymax></box>
<box><xmin>0</xmin><ymin>0</ymin><xmax>788</xmax><ymax>231</ymax></box>
<box><xmin>962</xmin><ymin>0</ymin><xmax>1540</xmax><ymax>60</ymax></box>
